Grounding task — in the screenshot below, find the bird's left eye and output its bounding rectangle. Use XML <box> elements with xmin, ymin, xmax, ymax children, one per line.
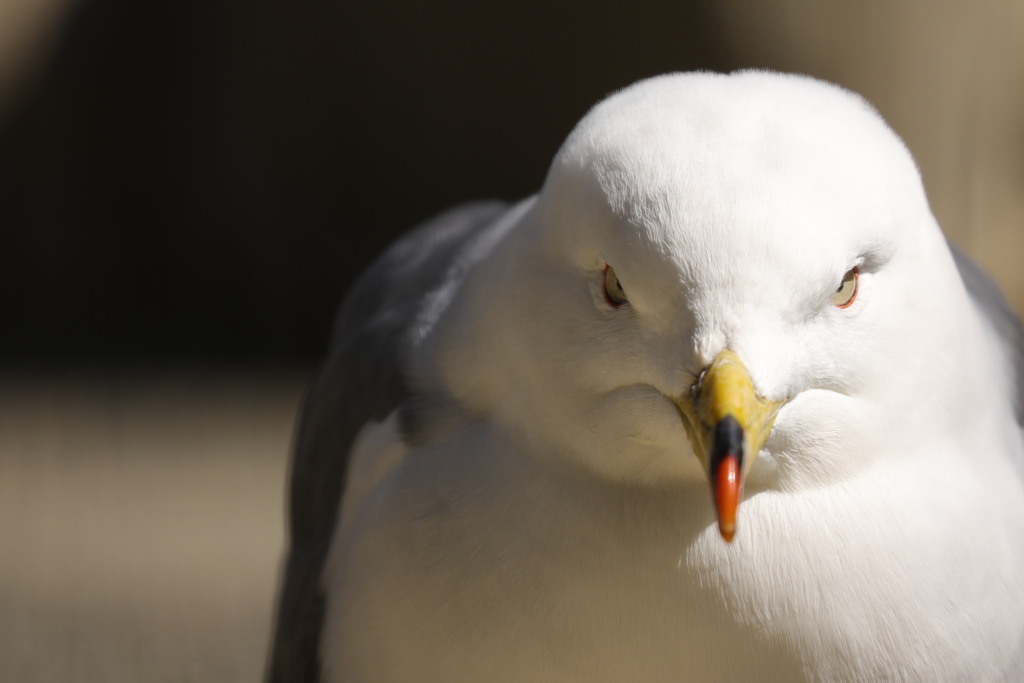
<box><xmin>604</xmin><ymin>264</ymin><xmax>628</xmax><ymax>307</ymax></box>
<box><xmin>831</xmin><ymin>267</ymin><xmax>859</xmax><ymax>308</ymax></box>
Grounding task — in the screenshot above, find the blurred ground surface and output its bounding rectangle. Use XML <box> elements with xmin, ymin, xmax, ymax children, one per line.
<box><xmin>0</xmin><ymin>367</ymin><xmax>310</xmax><ymax>682</ymax></box>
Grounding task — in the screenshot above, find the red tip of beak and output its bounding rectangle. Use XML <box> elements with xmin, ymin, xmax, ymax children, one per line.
<box><xmin>714</xmin><ymin>454</ymin><xmax>741</xmax><ymax>543</ymax></box>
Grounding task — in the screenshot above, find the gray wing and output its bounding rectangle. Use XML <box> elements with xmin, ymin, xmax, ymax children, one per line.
<box><xmin>266</xmin><ymin>201</ymin><xmax>509</xmax><ymax>683</ymax></box>
<box><xmin>950</xmin><ymin>242</ymin><xmax>1024</xmax><ymax>426</ymax></box>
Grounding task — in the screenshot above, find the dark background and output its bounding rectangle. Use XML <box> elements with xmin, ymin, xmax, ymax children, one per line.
<box><xmin>0</xmin><ymin>0</ymin><xmax>733</xmax><ymax>362</ymax></box>
<box><xmin>3</xmin><ymin>0</ymin><xmax>1021</xmax><ymax>364</ymax></box>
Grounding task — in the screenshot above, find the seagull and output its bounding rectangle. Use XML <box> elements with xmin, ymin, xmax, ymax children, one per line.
<box><xmin>267</xmin><ymin>71</ymin><xmax>1024</xmax><ymax>682</ymax></box>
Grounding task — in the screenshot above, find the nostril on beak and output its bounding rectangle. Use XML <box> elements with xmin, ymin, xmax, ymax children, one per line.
<box><xmin>690</xmin><ymin>368</ymin><xmax>707</xmax><ymax>404</ymax></box>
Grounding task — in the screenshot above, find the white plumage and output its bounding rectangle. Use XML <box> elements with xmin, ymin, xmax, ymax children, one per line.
<box><xmin>269</xmin><ymin>71</ymin><xmax>1024</xmax><ymax>682</ymax></box>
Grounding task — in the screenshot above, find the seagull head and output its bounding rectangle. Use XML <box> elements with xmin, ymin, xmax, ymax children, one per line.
<box><xmin>423</xmin><ymin>71</ymin><xmax>984</xmax><ymax>542</ymax></box>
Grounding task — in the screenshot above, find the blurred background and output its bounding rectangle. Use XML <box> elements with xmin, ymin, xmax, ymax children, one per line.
<box><xmin>0</xmin><ymin>0</ymin><xmax>1020</xmax><ymax>679</ymax></box>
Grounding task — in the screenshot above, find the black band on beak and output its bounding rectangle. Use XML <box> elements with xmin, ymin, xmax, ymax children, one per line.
<box><xmin>710</xmin><ymin>414</ymin><xmax>745</xmax><ymax>472</ymax></box>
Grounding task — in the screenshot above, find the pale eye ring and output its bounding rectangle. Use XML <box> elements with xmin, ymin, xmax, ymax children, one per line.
<box><xmin>604</xmin><ymin>264</ymin><xmax>628</xmax><ymax>307</ymax></box>
<box><xmin>831</xmin><ymin>267</ymin><xmax>859</xmax><ymax>308</ymax></box>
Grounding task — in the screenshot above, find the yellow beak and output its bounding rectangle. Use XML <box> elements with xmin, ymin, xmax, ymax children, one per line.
<box><xmin>676</xmin><ymin>350</ymin><xmax>783</xmax><ymax>542</ymax></box>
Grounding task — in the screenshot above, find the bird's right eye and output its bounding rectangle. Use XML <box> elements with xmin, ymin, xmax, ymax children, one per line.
<box><xmin>604</xmin><ymin>265</ymin><xmax>628</xmax><ymax>307</ymax></box>
<box><xmin>830</xmin><ymin>267</ymin><xmax>859</xmax><ymax>308</ymax></box>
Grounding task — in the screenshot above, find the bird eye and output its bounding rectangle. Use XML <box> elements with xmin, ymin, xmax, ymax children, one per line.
<box><xmin>604</xmin><ymin>264</ymin><xmax>628</xmax><ymax>307</ymax></box>
<box><xmin>830</xmin><ymin>267</ymin><xmax>859</xmax><ymax>308</ymax></box>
